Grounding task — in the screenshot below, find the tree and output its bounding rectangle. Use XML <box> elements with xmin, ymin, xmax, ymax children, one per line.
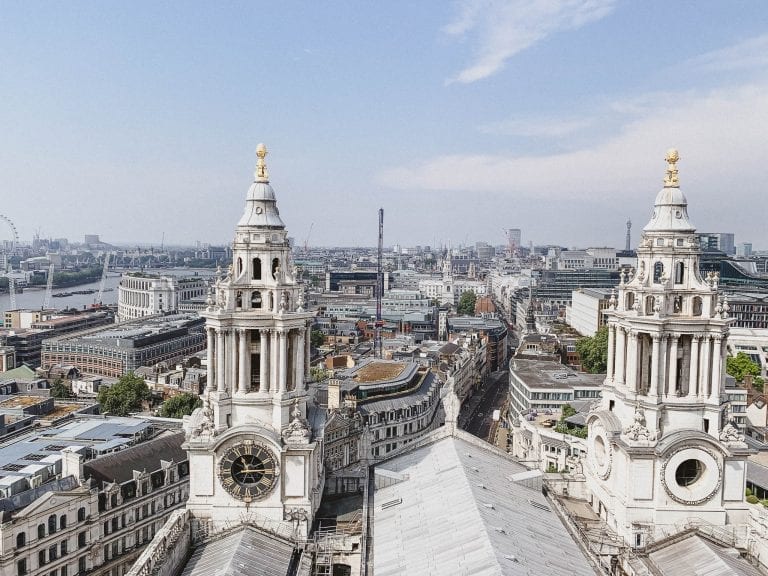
<box><xmin>576</xmin><ymin>326</ymin><xmax>609</xmax><ymax>374</ymax></box>
<box><xmin>727</xmin><ymin>352</ymin><xmax>764</xmax><ymax>392</ymax></box>
<box><xmin>310</xmin><ymin>366</ymin><xmax>329</xmax><ymax>382</ymax></box>
<box><xmin>560</xmin><ymin>404</ymin><xmax>577</xmax><ymax>420</ymax></box>
<box><xmin>50</xmin><ymin>378</ymin><xmax>73</xmax><ymax>399</ymax></box>
<box><xmin>159</xmin><ymin>393</ymin><xmax>202</xmax><ymax>419</ymax></box>
<box><xmin>310</xmin><ymin>329</ymin><xmax>325</xmax><ymax>348</ymax></box>
<box><xmin>98</xmin><ymin>372</ymin><xmax>150</xmax><ymax>416</ymax></box>
<box><xmin>457</xmin><ymin>290</ymin><xmax>477</xmax><ymax>315</ymax></box>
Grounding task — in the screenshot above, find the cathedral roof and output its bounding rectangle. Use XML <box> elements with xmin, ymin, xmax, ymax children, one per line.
<box><xmin>642</xmin><ymin>148</ymin><xmax>696</xmax><ymax>234</ymax></box>
<box><xmin>180</xmin><ymin>524</ymin><xmax>304</xmax><ymax>576</ymax></box>
<box><xmin>373</xmin><ymin>431</ymin><xmax>597</xmax><ymax>575</ymax></box>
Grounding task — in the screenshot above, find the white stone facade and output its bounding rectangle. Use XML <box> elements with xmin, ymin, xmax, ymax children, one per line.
<box><xmin>183</xmin><ymin>146</ymin><xmax>322</xmax><ymax>540</ymax></box>
<box><xmin>117</xmin><ymin>275</ymin><xmax>208</xmax><ymax>322</ymax></box>
<box><xmin>583</xmin><ymin>150</ymin><xmax>750</xmax><ymax>549</ymax></box>
<box><xmin>566</xmin><ymin>288</ymin><xmax>612</xmax><ymax>337</ymax></box>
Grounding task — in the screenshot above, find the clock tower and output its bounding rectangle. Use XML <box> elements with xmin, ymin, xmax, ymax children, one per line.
<box><xmin>183</xmin><ymin>145</ymin><xmax>322</xmax><ymax>539</ymax></box>
<box><xmin>584</xmin><ymin>150</ymin><xmax>749</xmax><ymax>548</ymax></box>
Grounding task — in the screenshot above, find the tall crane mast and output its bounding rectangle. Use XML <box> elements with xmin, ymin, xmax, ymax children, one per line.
<box><xmin>42</xmin><ymin>263</ymin><xmax>55</xmax><ymax>310</ymax></box>
<box><xmin>375</xmin><ymin>208</ymin><xmax>384</xmax><ymax>359</ymax></box>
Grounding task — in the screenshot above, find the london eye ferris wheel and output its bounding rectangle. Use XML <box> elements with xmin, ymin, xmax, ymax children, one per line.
<box><xmin>0</xmin><ymin>214</ymin><xmax>20</xmax><ymax>271</ymax></box>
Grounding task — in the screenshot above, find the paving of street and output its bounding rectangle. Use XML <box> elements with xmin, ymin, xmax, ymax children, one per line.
<box><xmin>462</xmin><ymin>370</ymin><xmax>509</xmax><ymax>442</ymax></box>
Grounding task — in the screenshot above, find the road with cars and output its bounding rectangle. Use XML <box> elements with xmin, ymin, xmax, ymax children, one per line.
<box><xmin>463</xmin><ymin>370</ymin><xmax>509</xmax><ymax>442</ymax></box>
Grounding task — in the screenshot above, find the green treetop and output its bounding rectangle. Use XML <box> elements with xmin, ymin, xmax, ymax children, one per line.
<box><xmin>97</xmin><ymin>372</ymin><xmax>150</xmax><ymax>416</ymax></box>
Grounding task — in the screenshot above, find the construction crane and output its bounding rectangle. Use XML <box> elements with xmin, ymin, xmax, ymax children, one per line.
<box><xmin>95</xmin><ymin>252</ymin><xmax>110</xmax><ymax>305</ymax></box>
<box><xmin>303</xmin><ymin>222</ymin><xmax>314</xmax><ymax>253</ymax></box>
<box><xmin>375</xmin><ymin>208</ymin><xmax>384</xmax><ymax>359</ymax></box>
<box><xmin>42</xmin><ymin>263</ymin><xmax>55</xmax><ymax>310</ymax></box>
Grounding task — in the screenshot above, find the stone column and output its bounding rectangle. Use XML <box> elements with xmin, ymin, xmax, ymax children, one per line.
<box><xmin>626</xmin><ymin>331</ymin><xmax>638</xmax><ymax>392</ymax></box>
<box><xmin>650</xmin><ymin>334</ymin><xmax>660</xmax><ymax>396</ymax></box>
<box><xmin>271</xmin><ymin>329</ymin><xmax>279</xmax><ymax>394</ymax></box>
<box><xmin>711</xmin><ymin>336</ymin><xmax>722</xmax><ymax>400</ymax></box>
<box><xmin>668</xmin><ymin>334</ymin><xmax>679</xmax><ymax>398</ymax></box>
<box><xmin>295</xmin><ymin>329</ymin><xmax>305</xmax><ymax>391</ymax></box>
<box><xmin>606</xmin><ymin>324</ymin><xmax>616</xmax><ymax>382</ymax></box>
<box><xmin>238</xmin><ymin>328</ymin><xmax>249</xmax><ymax>394</ymax></box>
<box><xmin>658</xmin><ymin>334</ymin><xmax>668</xmax><ymax>397</ymax></box>
<box><xmin>216</xmin><ymin>328</ymin><xmax>226</xmax><ymax>393</ymax></box>
<box><xmin>305</xmin><ymin>325</ymin><xmax>312</xmax><ymax>379</ymax></box>
<box><xmin>700</xmin><ymin>335</ymin><xmax>711</xmax><ymax>399</ymax></box>
<box><xmin>615</xmin><ymin>327</ymin><xmax>626</xmax><ymax>387</ymax></box>
<box><xmin>279</xmin><ymin>329</ymin><xmax>288</xmax><ymax>393</ymax></box>
<box><xmin>260</xmin><ymin>329</ymin><xmax>269</xmax><ymax>393</ymax></box>
<box><xmin>689</xmin><ymin>335</ymin><xmax>700</xmax><ymax>398</ymax></box>
<box><xmin>206</xmin><ymin>327</ymin><xmax>215</xmax><ymax>392</ymax></box>
<box><xmin>229</xmin><ymin>329</ymin><xmax>237</xmax><ymax>395</ymax></box>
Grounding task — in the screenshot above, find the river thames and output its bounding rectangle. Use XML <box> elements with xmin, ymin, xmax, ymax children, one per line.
<box><xmin>0</xmin><ymin>269</ymin><xmax>217</xmax><ymax>318</ymax></box>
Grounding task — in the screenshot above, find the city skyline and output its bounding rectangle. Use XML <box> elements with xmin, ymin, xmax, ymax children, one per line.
<box><xmin>2</xmin><ymin>2</ymin><xmax>768</xmax><ymax>249</ymax></box>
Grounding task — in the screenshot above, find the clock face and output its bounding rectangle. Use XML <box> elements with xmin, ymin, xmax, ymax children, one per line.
<box><xmin>218</xmin><ymin>442</ymin><xmax>278</xmax><ymax>501</ymax></box>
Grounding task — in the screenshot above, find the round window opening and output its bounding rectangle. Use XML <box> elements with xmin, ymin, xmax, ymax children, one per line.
<box><xmin>594</xmin><ymin>435</ymin><xmax>606</xmax><ymax>466</ymax></box>
<box><xmin>675</xmin><ymin>459</ymin><xmax>704</xmax><ymax>487</ymax></box>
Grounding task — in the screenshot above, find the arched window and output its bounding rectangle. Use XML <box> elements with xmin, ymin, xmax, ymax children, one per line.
<box><xmin>48</xmin><ymin>515</ymin><xmax>56</xmax><ymax>535</ymax></box>
<box><xmin>693</xmin><ymin>297</ymin><xmax>703</xmax><ymax>316</ymax></box>
<box><xmin>252</xmin><ymin>258</ymin><xmax>262</xmax><ymax>280</ymax></box>
<box><xmin>625</xmin><ymin>292</ymin><xmax>635</xmax><ymax>311</ymax></box>
<box><xmin>78</xmin><ymin>507</ymin><xmax>86</xmax><ymax>522</ymax></box>
<box><xmin>37</xmin><ymin>524</ymin><xmax>45</xmax><ymax>539</ymax></box>
<box><xmin>251</xmin><ymin>291</ymin><xmax>262</xmax><ymax>309</ymax></box>
<box><xmin>272</xmin><ymin>258</ymin><xmax>280</xmax><ymax>280</ymax></box>
<box><xmin>110</xmin><ymin>494</ymin><xmax>117</xmax><ymax>508</ymax></box>
<box><xmin>237</xmin><ymin>257</ymin><xmax>243</xmax><ymax>276</ymax></box>
<box><xmin>645</xmin><ymin>295</ymin><xmax>655</xmax><ymax>315</ymax></box>
<box><xmin>674</xmin><ymin>262</ymin><xmax>684</xmax><ymax>284</ymax></box>
<box><xmin>236</xmin><ymin>291</ymin><xmax>243</xmax><ymax>308</ymax></box>
<box><xmin>16</xmin><ymin>532</ymin><xmax>25</xmax><ymax>548</ymax></box>
<box><xmin>653</xmin><ymin>262</ymin><xmax>664</xmax><ymax>283</ymax></box>
<box><xmin>59</xmin><ymin>515</ymin><xmax>67</xmax><ymax>530</ymax></box>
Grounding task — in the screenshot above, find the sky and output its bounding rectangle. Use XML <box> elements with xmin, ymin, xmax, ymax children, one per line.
<box><xmin>2</xmin><ymin>1</ymin><xmax>768</xmax><ymax>250</ymax></box>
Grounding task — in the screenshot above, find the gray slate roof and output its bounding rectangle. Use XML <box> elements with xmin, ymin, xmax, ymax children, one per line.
<box><xmin>84</xmin><ymin>431</ymin><xmax>186</xmax><ymax>485</ymax></box>
<box><xmin>373</xmin><ymin>432</ymin><xmax>597</xmax><ymax>576</ymax></box>
<box><xmin>180</xmin><ymin>525</ymin><xmax>301</xmax><ymax>576</ymax></box>
<box><xmin>647</xmin><ymin>533</ymin><xmax>763</xmax><ymax>576</ymax></box>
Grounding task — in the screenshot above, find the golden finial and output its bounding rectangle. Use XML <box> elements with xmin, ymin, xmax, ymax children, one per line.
<box><xmin>664</xmin><ymin>148</ymin><xmax>679</xmax><ymax>187</ymax></box>
<box><xmin>255</xmin><ymin>143</ymin><xmax>269</xmax><ymax>182</ymax></box>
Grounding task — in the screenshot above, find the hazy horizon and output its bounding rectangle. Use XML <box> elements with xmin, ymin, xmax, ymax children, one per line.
<box><xmin>3</xmin><ymin>2</ymin><xmax>768</xmax><ymax>250</ymax></box>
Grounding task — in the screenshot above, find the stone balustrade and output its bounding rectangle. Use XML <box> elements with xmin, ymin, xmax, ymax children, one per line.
<box><xmin>126</xmin><ymin>509</ymin><xmax>191</xmax><ymax>576</ymax></box>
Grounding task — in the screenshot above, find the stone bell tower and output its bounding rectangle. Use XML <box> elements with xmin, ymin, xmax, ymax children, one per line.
<box><xmin>183</xmin><ymin>145</ymin><xmax>322</xmax><ymax>539</ymax></box>
<box><xmin>584</xmin><ymin>149</ymin><xmax>749</xmax><ymax>548</ymax></box>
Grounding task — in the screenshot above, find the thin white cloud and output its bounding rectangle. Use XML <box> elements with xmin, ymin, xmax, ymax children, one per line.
<box><xmin>479</xmin><ymin>116</ymin><xmax>593</xmax><ymax>137</ymax></box>
<box><xmin>445</xmin><ymin>0</ymin><xmax>616</xmax><ymax>84</ymax></box>
<box><xmin>378</xmin><ymin>83</ymin><xmax>768</xmax><ymax>205</ymax></box>
<box><xmin>687</xmin><ymin>34</ymin><xmax>768</xmax><ymax>73</ymax></box>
